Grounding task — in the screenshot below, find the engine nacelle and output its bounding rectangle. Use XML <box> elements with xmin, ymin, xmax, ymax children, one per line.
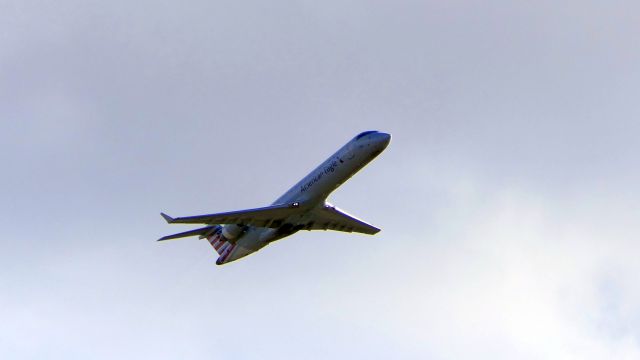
<box><xmin>221</xmin><ymin>224</ymin><xmax>243</xmax><ymax>240</ymax></box>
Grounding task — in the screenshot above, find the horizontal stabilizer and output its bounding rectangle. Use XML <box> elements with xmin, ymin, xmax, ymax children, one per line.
<box><xmin>158</xmin><ymin>226</ymin><xmax>215</xmax><ymax>241</ymax></box>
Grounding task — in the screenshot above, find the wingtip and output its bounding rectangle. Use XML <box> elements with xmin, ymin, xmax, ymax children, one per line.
<box><xmin>160</xmin><ymin>212</ymin><xmax>174</xmax><ymax>223</ymax></box>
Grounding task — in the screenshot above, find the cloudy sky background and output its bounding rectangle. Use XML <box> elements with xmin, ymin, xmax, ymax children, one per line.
<box><xmin>2</xmin><ymin>1</ymin><xmax>639</xmax><ymax>358</ymax></box>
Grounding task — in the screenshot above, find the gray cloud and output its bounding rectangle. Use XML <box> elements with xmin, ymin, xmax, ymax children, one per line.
<box><xmin>1</xmin><ymin>0</ymin><xmax>639</xmax><ymax>358</ymax></box>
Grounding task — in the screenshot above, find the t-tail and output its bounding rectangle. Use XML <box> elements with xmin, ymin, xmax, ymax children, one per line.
<box><xmin>158</xmin><ymin>217</ymin><xmax>237</xmax><ymax>265</ymax></box>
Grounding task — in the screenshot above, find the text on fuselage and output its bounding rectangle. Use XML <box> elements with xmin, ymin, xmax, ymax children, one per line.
<box><xmin>300</xmin><ymin>159</ymin><xmax>339</xmax><ymax>193</ymax></box>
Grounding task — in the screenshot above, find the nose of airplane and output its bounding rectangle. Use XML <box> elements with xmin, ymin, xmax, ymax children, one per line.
<box><xmin>375</xmin><ymin>132</ymin><xmax>391</xmax><ymax>149</ymax></box>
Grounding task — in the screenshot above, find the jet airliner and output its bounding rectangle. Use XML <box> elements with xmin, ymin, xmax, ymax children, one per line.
<box><xmin>159</xmin><ymin>131</ymin><xmax>391</xmax><ymax>265</ymax></box>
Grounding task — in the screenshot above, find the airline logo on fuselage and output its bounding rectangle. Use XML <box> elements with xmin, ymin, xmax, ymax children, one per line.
<box><xmin>300</xmin><ymin>159</ymin><xmax>339</xmax><ymax>193</ymax></box>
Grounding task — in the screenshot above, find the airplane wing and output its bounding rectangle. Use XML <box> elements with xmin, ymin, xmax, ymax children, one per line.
<box><xmin>160</xmin><ymin>202</ymin><xmax>379</xmax><ymax>235</ymax></box>
<box><xmin>160</xmin><ymin>202</ymin><xmax>302</xmax><ymax>228</ymax></box>
<box><xmin>306</xmin><ymin>204</ymin><xmax>380</xmax><ymax>235</ymax></box>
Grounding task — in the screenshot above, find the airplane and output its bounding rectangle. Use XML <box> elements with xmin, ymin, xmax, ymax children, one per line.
<box><xmin>159</xmin><ymin>130</ymin><xmax>391</xmax><ymax>265</ymax></box>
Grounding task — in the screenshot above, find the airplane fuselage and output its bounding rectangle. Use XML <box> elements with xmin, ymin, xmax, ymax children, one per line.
<box><xmin>220</xmin><ymin>131</ymin><xmax>391</xmax><ymax>264</ymax></box>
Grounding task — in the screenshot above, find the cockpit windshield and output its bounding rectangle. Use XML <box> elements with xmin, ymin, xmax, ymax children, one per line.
<box><xmin>355</xmin><ymin>130</ymin><xmax>378</xmax><ymax>140</ymax></box>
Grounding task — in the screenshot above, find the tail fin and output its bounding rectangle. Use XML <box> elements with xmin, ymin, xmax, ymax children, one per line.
<box><xmin>207</xmin><ymin>225</ymin><xmax>238</xmax><ymax>264</ymax></box>
<box><xmin>206</xmin><ymin>225</ymin><xmax>231</xmax><ymax>256</ymax></box>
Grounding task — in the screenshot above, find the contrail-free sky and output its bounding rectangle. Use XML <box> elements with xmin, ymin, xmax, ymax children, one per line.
<box><xmin>2</xmin><ymin>1</ymin><xmax>639</xmax><ymax>359</ymax></box>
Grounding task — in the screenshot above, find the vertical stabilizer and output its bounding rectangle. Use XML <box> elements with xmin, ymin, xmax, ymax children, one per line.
<box><xmin>206</xmin><ymin>225</ymin><xmax>239</xmax><ymax>265</ymax></box>
<box><xmin>206</xmin><ymin>226</ymin><xmax>227</xmax><ymax>255</ymax></box>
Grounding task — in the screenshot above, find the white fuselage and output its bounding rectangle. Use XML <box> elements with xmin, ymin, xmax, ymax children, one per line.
<box><xmin>220</xmin><ymin>131</ymin><xmax>391</xmax><ymax>264</ymax></box>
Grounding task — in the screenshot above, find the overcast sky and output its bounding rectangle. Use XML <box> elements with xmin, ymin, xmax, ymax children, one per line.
<box><xmin>2</xmin><ymin>1</ymin><xmax>640</xmax><ymax>359</ymax></box>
